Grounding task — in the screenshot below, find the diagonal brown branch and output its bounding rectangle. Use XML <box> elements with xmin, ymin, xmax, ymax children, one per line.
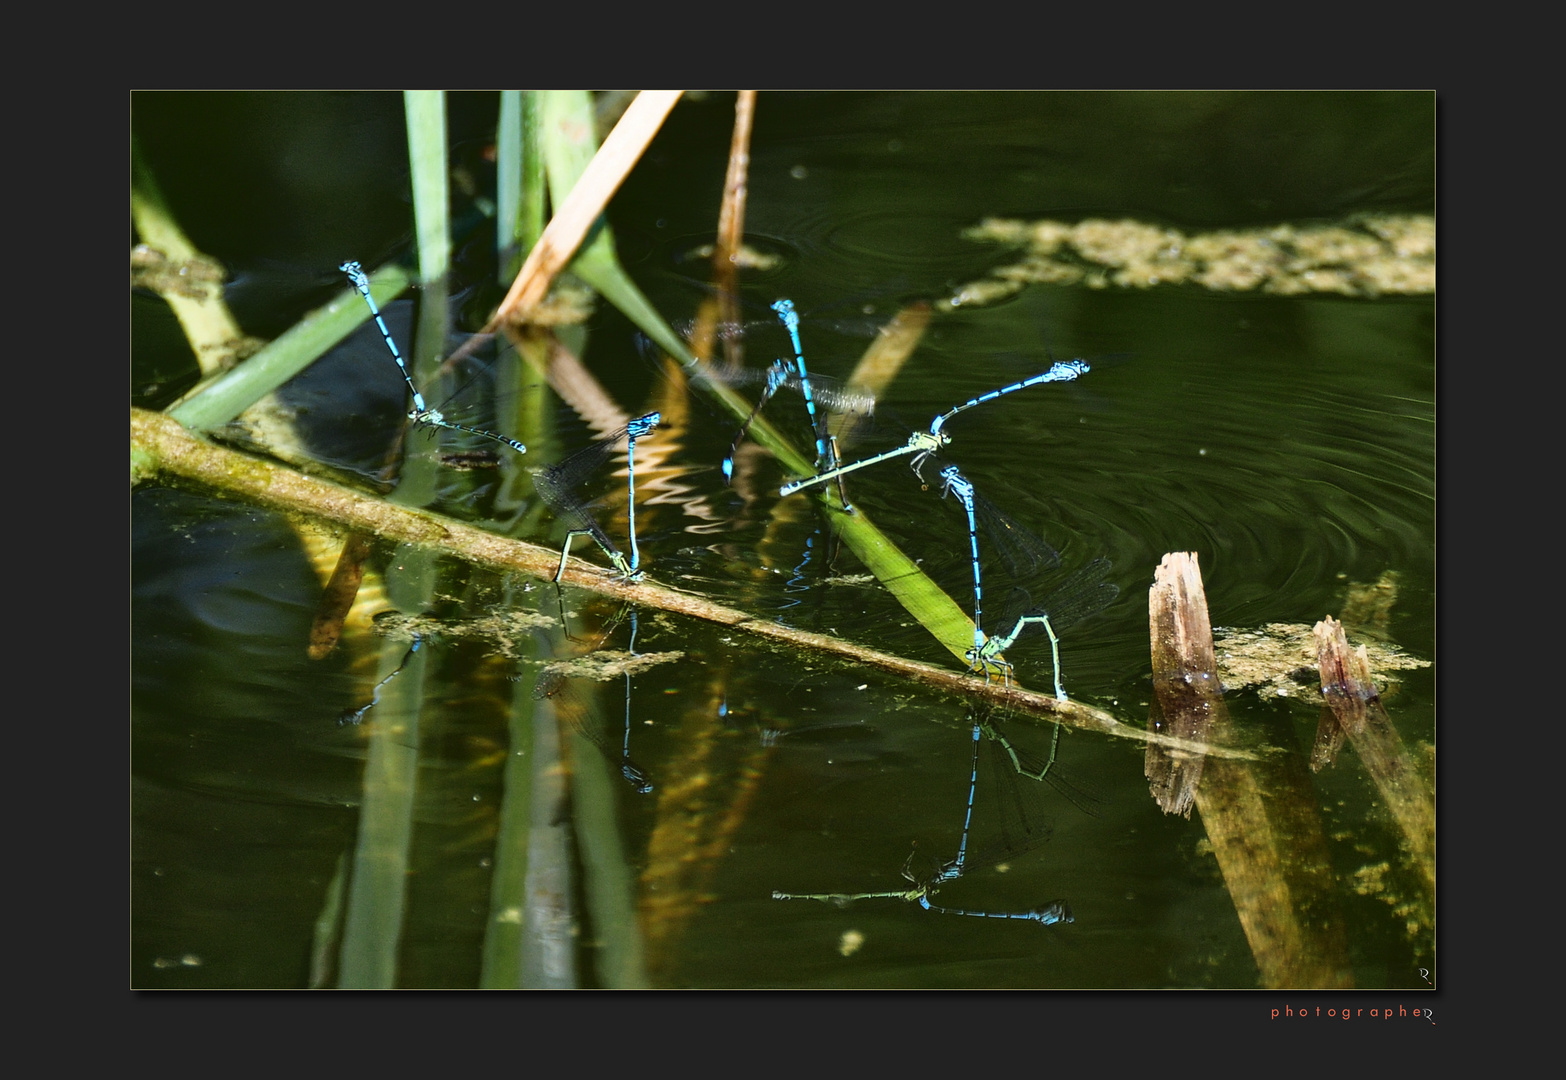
<box><xmin>131</xmin><ymin>406</ymin><xmax>1256</xmax><ymax>760</ymax></box>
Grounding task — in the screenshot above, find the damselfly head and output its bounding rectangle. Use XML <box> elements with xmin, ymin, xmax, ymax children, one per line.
<box><xmin>622</xmin><ymin>762</ymin><xmax>654</xmax><ymax>794</ymax></box>
<box><xmin>1039</xmin><ymin>901</ymin><xmax>1074</xmax><ymax>924</ymax></box>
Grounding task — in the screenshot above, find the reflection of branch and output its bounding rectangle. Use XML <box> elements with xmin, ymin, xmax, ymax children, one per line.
<box><xmin>132</xmin><ymin>406</ymin><xmax>1251</xmax><ymax>758</ymax></box>
<box><xmin>1148</xmin><ymin>552</ymin><xmax>1353</xmax><ymax>989</ymax></box>
<box><xmin>1314</xmin><ymin>617</ymin><xmax>1434</xmax><ymax>902</ymax></box>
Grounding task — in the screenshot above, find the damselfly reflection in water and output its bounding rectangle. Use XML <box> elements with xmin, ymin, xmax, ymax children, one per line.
<box><xmin>337</xmin><ymin>634</ymin><xmax>422</xmax><ymax>726</ymax></box>
<box><xmin>979</xmin><ymin>714</ymin><xmax>1104</xmax><ymax>821</ymax></box>
<box><xmin>773</xmin><ymin>708</ymin><xmax>1079</xmax><ymax>925</ymax></box>
<box><xmin>333</xmin><ymin>606</ymin><xmax>554</xmax><ymax>735</ymax></box>
<box><xmin>337</xmin><ymin>601</ymin><xmax>680</xmax><ymax>795</ymax></box>
<box><xmin>533</xmin><ymin>606</ymin><xmax>683</xmax><ymax>795</ymax></box>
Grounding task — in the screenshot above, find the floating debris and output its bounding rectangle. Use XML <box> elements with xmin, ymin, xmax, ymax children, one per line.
<box><xmin>947</xmin><ymin>214</ymin><xmax>1434</xmax><ymax>306</ymax></box>
<box><xmin>678</xmin><ymin>242</ymin><xmax>783</xmax><ymax>271</ymax></box>
<box><xmin>1213</xmin><ymin>622</ymin><xmax>1429</xmax><ymax>703</ymax></box>
<box><xmin>537</xmin><ymin>648</ymin><xmax>685</xmax><ymax>683</ymax></box>
<box><xmin>370</xmin><ymin>607</ymin><xmax>556</xmax><ymax>662</ymax></box>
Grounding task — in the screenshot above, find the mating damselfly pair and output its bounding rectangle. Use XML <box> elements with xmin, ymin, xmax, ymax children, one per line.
<box><xmin>341</xmin><ymin>261</ymin><xmax>657</xmax><ymax>583</ymax></box>
<box><xmin>675</xmin><ymin>284</ymin><xmax>1115</xmax><ymax>701</ymax></box>
<box><xmin>344</xmin><ymin>259</ymin><xmax>1116</xmax><ymax>700</ymax></box>
<box><xmin>339</xmin><ymin>258</ymin><xmax>1119</xmax><ymax>935</ymax></box>
<box><xmin>755</xmin><ymin>296</ymin><xmax>1113</xmax><ymax>698</ymax></box>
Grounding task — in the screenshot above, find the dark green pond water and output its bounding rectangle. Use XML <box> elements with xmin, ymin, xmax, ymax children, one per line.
<box><xmin>132</xmin><ymin>91</ymin><xmax>1434</xmax><ymax>989</ymax></box>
